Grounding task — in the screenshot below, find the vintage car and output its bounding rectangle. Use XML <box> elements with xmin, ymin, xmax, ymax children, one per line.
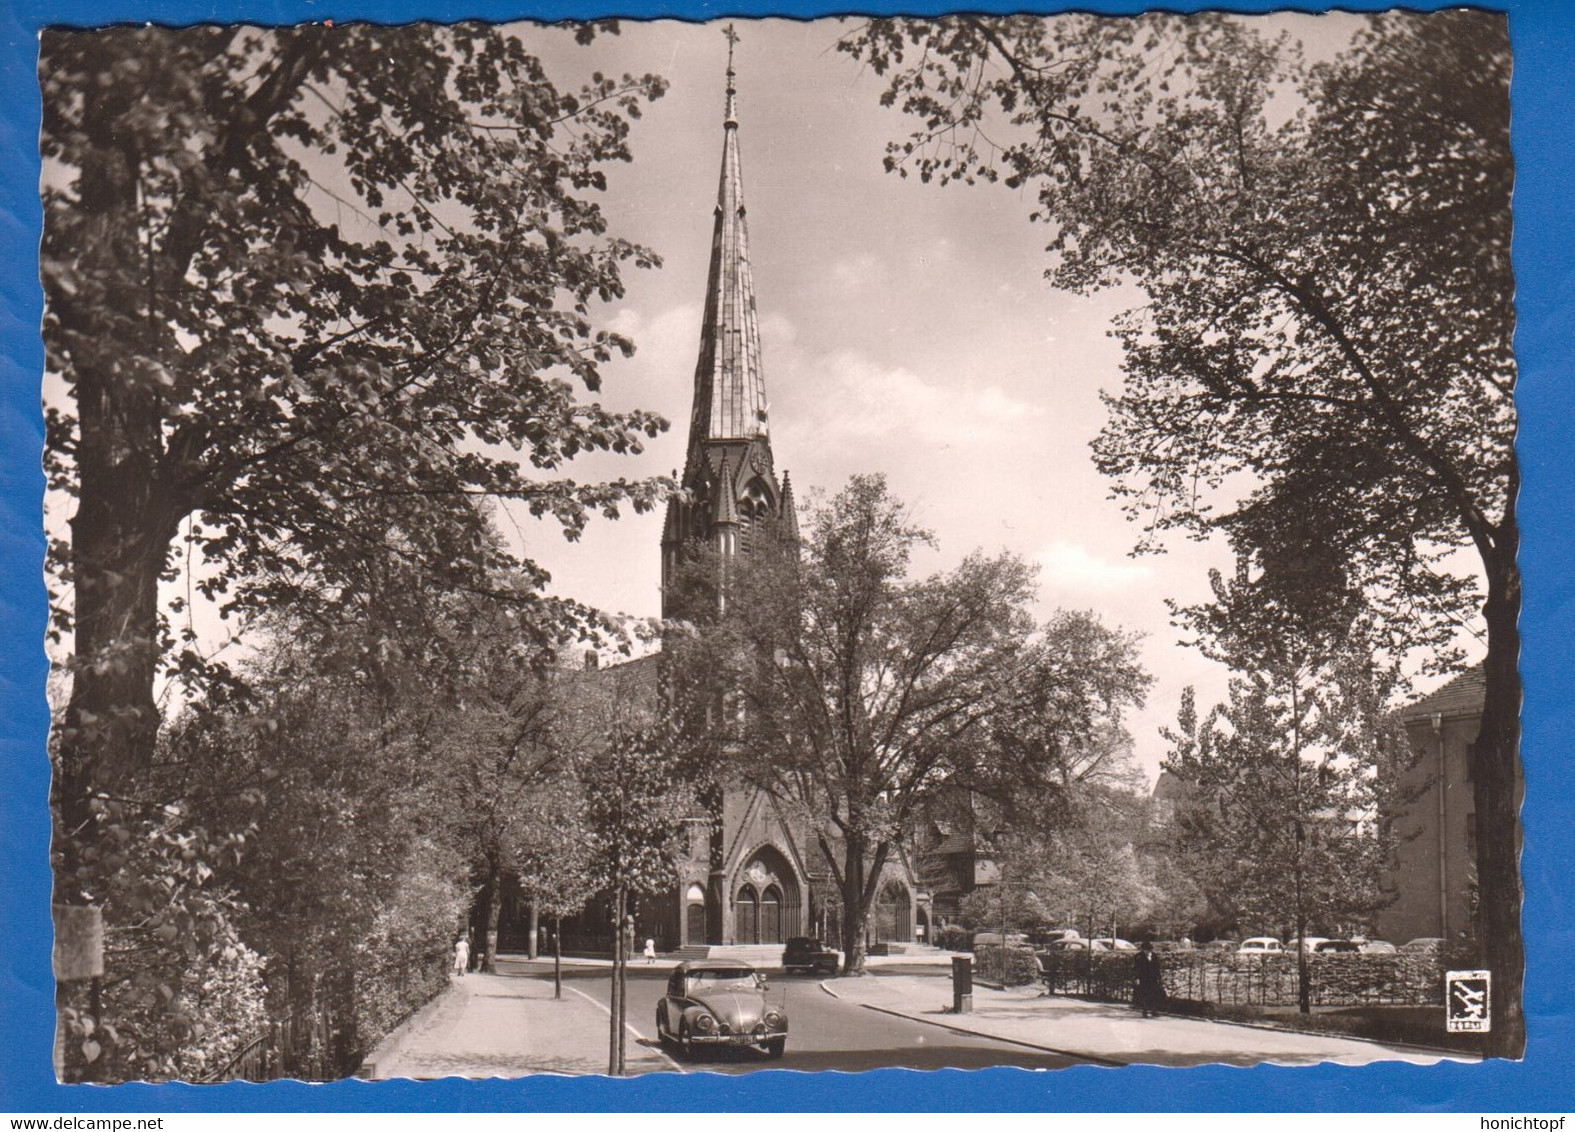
<box><xmin>656</xmin><ymin>961</ymin><xmax>787</xmax><ymax>1059</ymax></box>
<box><xmin>782</xmin><ymin>936</ymin><xmax>841</xmax><ymax>975</ymax></box>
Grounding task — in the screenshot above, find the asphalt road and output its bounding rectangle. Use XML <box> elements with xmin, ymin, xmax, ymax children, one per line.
<box><xmin>552</xmin><ymin>964</ymin><xmax>1081</xmax><ymax>1073</ymax></box>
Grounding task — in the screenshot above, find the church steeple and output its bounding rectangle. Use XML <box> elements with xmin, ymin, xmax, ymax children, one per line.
<box><xmin>662</xmin><ymin>28</ymin><xmax>797</xmax><ymax>619</ymax></box>
<box><xmin>687</xmin><ymin>24</ymin><xmax>769</xmax><ymax>457</ymax></box>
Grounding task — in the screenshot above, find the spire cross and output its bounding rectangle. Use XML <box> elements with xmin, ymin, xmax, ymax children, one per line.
<box><xmin>723</xmin><ymin>23</ymin><xmax>740</xmax><ymax>76</ymax></box>
<box><xmin>722</xmin><ymin>23</ymin><xmax>740</xmax><ymax>124</ymax></box>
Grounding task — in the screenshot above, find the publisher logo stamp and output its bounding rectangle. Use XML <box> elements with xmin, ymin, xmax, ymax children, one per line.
<box><xmin>1446</xmin><ymin>969</ymin><xmax>1491</xmax><ymax>1033</ymax></box>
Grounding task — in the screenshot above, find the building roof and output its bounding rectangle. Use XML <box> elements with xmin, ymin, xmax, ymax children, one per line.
<box><xmin>1401</xmin><ymin>663</ymin><xmax>1486</xmax><ymax>721</ymax></box>
<box><xmin>686</xmin><ymin>56</ymin><xmax>769</xmax><ymax>452</ymax></box>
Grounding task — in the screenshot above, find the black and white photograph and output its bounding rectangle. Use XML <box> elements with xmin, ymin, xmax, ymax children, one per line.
<box><xmin>39</xmin><ymin>9</ymin><xmax>1521</xmax><ymax>1085</ymax></box>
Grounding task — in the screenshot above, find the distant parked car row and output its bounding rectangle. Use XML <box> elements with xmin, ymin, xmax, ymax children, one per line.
<box><xmin>1229</xmin><ymin>935</ymin><xmax>1442</xmax><ymax>956</ymax></box>
<box><xmin>958</xmin><ymin>930</ymin><xmax>1446</xmax><ymax>959</ymax></box>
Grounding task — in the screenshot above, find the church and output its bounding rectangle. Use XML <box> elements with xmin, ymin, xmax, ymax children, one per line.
<box><xmin>501</xmin><ymin>51</ymin><xmax>926</xmax><ymax>956</ymax></box>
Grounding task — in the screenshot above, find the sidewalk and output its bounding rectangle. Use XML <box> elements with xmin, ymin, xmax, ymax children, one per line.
<box><xmin>362</xmin><ymin>971</ymin><xmax>676</xmax><ymax>1079</ymax></box>
<box><xmin>821</xmin><ymin>973</ymin><xmax>1472</xmax><ymax>1068</ymax></box>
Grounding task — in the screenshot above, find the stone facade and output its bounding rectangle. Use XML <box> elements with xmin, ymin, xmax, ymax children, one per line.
<box><xmin>1376</xmin><ymin>665</ymin><xmax>1485</xmax><ymax>945</ymax></box>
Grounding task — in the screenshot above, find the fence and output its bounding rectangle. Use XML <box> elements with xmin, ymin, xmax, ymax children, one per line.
<box><xmin>199</xmin><ymin>1007</ymin><xmax>338</xmax><ymax>1083</ymax></box>
<box><xmin>1034</xmin><ymin>949</ymin><xmax>1444</xmax><ymax>1009</ymax></box>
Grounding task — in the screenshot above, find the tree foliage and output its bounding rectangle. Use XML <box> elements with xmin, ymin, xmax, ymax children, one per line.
<box><xmin>841</xmin><ymin>9</ymin><xmax>1522</xmax><ymax>1051</ymax></box>
<box><xmin>668</xmin><ymin>474</ymin><xmax>1148</xmax><ymax>973</ymax></box>
<box><xmin>1161</xmin><ymin>558</ymin><xmax>1415</xmax><ymax>1006</ymax></box>
<box><xmin>42</xmin><ymin>22</ymin><xmax>676</xmax><ymax>1078</ymax></box>
<box><xmin>42</xmin><ymin>19</ymin><xmax>670</xmax><ymax>896</ymax></box>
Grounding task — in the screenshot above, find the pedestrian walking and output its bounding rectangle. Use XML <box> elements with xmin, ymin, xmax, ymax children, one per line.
<box><xmin>644</xmin><ymin>937</ymin><xmax>656</xmax><ymax>964</ymax></box>
<box><xmin>453</xmin><ymin>935</ymin><xmax>471</xmax><ymax>978</ymax></box>
<box><xmin>1133</xmin><ymin>940</ymin><xmax>1164</xmax><ymax>1017</ymax></box>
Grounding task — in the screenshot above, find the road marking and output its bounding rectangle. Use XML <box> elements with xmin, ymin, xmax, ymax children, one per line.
<box><xmin>564</xmin><ymin>983</ymin><xmax>688</xmax><ymax>1074</ymax></box>
<box><xmin>818</xmin><ymin>980</ymin><xmax>840</xmax><ymax>998</ymax></box>
<box><xmin>857</xmin><ymin>1002</ymin><xmax>1129</xmax><ymax>1067</ymax></box>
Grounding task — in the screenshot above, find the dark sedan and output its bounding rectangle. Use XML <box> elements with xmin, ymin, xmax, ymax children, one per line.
<box><xmin>782</xmin><ymin>936</ymin><xmax>841</xmax><ymax>975</ymax></box>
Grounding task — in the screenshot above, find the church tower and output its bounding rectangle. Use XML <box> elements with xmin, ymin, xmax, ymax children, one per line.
<box><xmin>661</xmin><ymin>32</ymin><xmax>798</xmax><ymax>618</ymax></box>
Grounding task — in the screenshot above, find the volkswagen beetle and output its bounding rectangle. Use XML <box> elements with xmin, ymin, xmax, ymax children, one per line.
<box><xmin>656</xmin><ymin>961</ymin><xmax>787</xmax><ymax>1059</ymax></box>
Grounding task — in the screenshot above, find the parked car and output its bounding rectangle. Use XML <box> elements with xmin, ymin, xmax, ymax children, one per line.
<box><xmin>656</xmin><ymin>962</ymin><xmax>787</xmax><ymax>1059</ymax></box>
<box><xmin>1285</xmin><ymin>935</ymin><xmax>1331</xmax><ymax>953</ymax></box>
<box><xmin>1202</xmin><ymin>939</ymin><xmax>1238</xmax><ymax>953</ymax></box>
<box><xmin>1237</xmin><ymin>937</ymin><xmax>1285</xmax><ymax>955</ymax></box>
<box><xmin>1046</xmin><ymin>938</ymin><xmax>1088</xmax><ymax>951</ymax></box>
<box><xmin>1313</xmin><ymin>939</ymin><xmax>1361</xmax><ymax>954</ymax></box>
<box><xmin>1400</xmin><ymin>937</ymin><xmax>1446</xmax><ymax>955</ymax></box>
<box><xmin>781</xmin><ymin>937</ymin><xmax>841</xmax><ymax>976</ymax></box>
<box><xmin>973</xmin><ymin>932</ymin><xmax>1030</xmax><ymax>949</ymax></box>
<box><xmin>1088</xmin><ymin>938</ymin><xmax>1136</xmax><ymax>951</ymax></box>
<box><xmin>1029</xmin><ymin>928</ymin><xmax>1082</xmax><ymax>947</ymax></box>
<box><xmin>1359</xmin><ymin>940</ymin><xmax>1399</xmax><ymax>954</ymax></box>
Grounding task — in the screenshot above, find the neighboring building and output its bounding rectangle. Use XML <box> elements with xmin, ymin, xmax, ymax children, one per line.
<box><xmin>1376</xmin><ymin>665</ymin><xmax>1486</xmax><ymax>945</ymax></box>
<box><xmin>502</xmin><ymin>53</ymin><xmax>920</xmax><ymax>954</ymax></box>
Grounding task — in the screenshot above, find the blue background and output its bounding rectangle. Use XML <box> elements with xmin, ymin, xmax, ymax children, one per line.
<box><xmin>2</xmin><ymin>0</ymin><xmax>1570</xmax><ymax>1113</ymax></box>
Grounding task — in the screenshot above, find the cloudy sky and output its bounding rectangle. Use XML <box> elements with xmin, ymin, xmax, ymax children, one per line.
<box><xmin>494</xmin><ymin>14</ymin><xmax>1394</xmax><ymax>783</ymax></box>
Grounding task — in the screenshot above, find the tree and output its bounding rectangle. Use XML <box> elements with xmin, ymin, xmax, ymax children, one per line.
<box><xmin>1162</xmin><ymin>558</ymin><xmax>1413</xmax><ymax>1011</ymax></box>
<box><xmin>571</xmin><ymin>663</ymin><xmax>688</xmax><ymax>1076</ymax></box>
<box><xmin>42</xmin><ymin>22</ymin><xmax>669</xmax><ymax>916</ymax></box>
<box><xmin>842</xmin><ymin>11</ymin><xmax>1521</xmax><ymax>1051</ymax></box>
<box><xmin>668</xmin><ymin>474</ymin><xmax>1147</xmax><ymax>974</ymax></box>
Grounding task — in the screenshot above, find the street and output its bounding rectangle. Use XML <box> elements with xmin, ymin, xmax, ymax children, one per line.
<box><xmin>364</xmin><ymin>955</ymin><xmax>1456</xmax><ymax>1080</ymax></box>
<box><xmin>553</xmin><ymin>961</ymin><xmax>1081</xmax><ymax>1074</ymax></box>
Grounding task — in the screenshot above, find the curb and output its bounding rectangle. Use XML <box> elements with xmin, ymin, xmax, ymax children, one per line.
<box><xmin>855</xmin><ymin>1001</ymin><xmax>1129</xmax><ymax>1068</ymax></box>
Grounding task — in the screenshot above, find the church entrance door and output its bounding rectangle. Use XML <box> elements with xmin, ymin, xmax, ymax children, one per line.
<box><xmin>760</xmin><ymin>885</ymin><xmax>782</xmax><ymax>944</ymax></box>
<box><xmin>737</xmin><ymin>884</ymin><xmax>760</xmax><ymax>944</ymax></box>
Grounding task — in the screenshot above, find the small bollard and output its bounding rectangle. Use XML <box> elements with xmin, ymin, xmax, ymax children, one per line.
<box><xmin>952</xmin><ymin>954</ymin><xmax>973</xmax><ymax>1015</ymax></box>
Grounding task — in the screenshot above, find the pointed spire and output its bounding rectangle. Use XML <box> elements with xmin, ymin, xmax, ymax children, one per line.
<box><xmin>714</xmin><ymin>453</ymin><xmax>739</xmax><ymax>526</ymax></box>
<box><xmin>687</xmin><ymin>26</ymin><xmax>769</xmax><ymax>449</ymax></box>
<box><xmin>779</xmin><ymin>470</ymin><xmax>800</xmax><ymax>541</ymax></box>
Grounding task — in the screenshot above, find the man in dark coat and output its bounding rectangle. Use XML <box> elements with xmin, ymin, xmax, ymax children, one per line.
<box><xmin>1133</xmin><ymin>941</ymin><xmax>1164</xmax><ymax>1017</ymax></box>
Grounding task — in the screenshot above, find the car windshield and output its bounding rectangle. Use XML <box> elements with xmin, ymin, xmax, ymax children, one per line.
<box><xmin>687</xmin><ymin>969</ymin><xmax>761</xmax><ymax>993</ymax></box>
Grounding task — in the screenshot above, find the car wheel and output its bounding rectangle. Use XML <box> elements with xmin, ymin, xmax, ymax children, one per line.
<box><xmin>679</xmin><ymin>1019</ymin><xmax>693</xmax><ymax>1059</ymax></box>
<box><xmin>656</xmin><ymin>1005</ymin><xmax>673</xmax><ymax>1048</ymax></box>
<box><xmin>765</xmin><ymin>1038</ymin><xmax>786</xmax><ymax>1059</ymax></box>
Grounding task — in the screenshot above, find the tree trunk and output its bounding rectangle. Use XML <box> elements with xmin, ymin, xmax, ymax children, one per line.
<box><xmin>476</xmin><ymin>854</ymin><xmax>502</xmax><ymax>974</ymax></box>
<box><xmin>838</xmin><ymin>839</ymin><xmax>868</xmax><ymax>976</ymax></box>
<box><xmin>836</xmin><ymin>833</ymin><xmax>891</xmax><ymax>976</ymax></box>
<box><xmin>608</xmin><ymin>886</ymin><xmax>625</xmax><ymax>1076</ymax></box>
<box><xmin>705</xmin><ymin>784</ymin><xmax>726</xmax><ymax>945</ymax></box>
<box><xmin>528</xmin><ymin>899</ymin><xmax>539</xmax><ymax>961</ymax></box>
<box><xmin>1474</xmin><ymin>551</ymin><xmax>1523</xmax><ymax>1058</ymax></box>
<box><xmin>553</xmin><ymin>915</ymin><xmax>562</xmax><ymax>1000</ymax></box>
<box><xmin>617</xmin><ymin>910</ymin><xmax>630</xmax><ymax>1075</ymax></box>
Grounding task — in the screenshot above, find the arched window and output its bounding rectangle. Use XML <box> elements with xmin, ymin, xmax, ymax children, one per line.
<box><xmin>737</xmin><ymin>477</ymin><xmax>773</xmax><ymax>522</ymax></box>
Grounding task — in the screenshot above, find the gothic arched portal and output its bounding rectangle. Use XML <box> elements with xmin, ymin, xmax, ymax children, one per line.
<box><xmin>733</xmin><ymin>844</ymin><xmax>801</xmax><ymax>944</ymax></box>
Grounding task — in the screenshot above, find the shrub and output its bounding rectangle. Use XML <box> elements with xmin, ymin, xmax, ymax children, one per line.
<box><xmin>974</xmin><ymin>945</ymin><xmax>1040</xmax><ymax>986</ymax></box>
<box><xmin>935</xmin><ymin>924</ymin><xmax>973</xmax><ymax>952</ymax></box>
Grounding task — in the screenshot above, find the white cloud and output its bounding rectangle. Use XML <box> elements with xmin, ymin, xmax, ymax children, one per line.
<box><xmin>796</xmin><ymin>349</ymin><xmax>1043</xmax><ymax>447</ymax></box>
<box><xmin>1036</xmin><ymin>539</ymin><xmax>1153</xmax><ymax>591</ymax></box>
<box><xmin>829</xmin><ymin>253</ymin><xmax>882</xmax><ymax>292</ymax></box>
